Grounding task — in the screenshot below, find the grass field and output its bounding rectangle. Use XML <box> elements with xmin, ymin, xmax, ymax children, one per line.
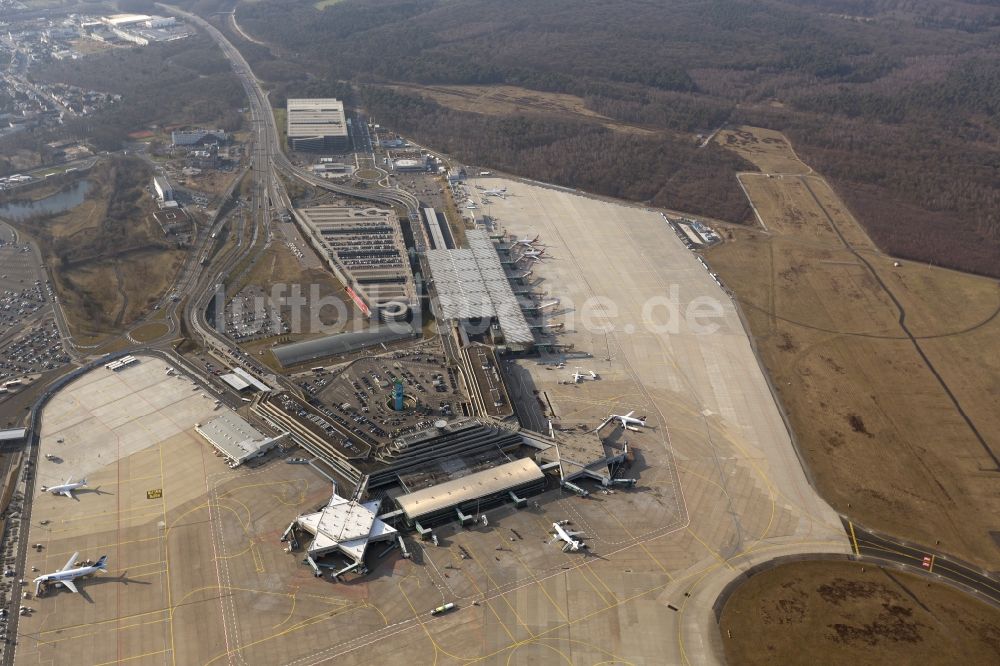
<box><xmin>721</xmin><ymin>560</ymin><xmax>1000</xmax><ymax>665</ymax></box>
<box><xmin>272</xmin><ymin>106</ymin><xmax>287</xmax><ymax>153</ymax></box>
<box><xmin>57</xmin><ymin>248</ymin><xmax>185</xmax><ymax>342</ymax></box>
<box><xmin>385</xmin><ymin>83</ymin><xmax>660</xmax><ymax>136</ymax></box>
<box><xmin>9</xmin><ymin>159</ymin><xmax>186</xmax><ymax>343</ymax></box>
<box><xmin>716</xmin><ymin>126</ymin><xmax>811</xmax><ymax>175</ymax></box>
<box><xmin>710</xmin><ymin>127</ymin><xmax>1000</xmax><ymax>569</ymax></box>
<box><xmin>128</xmin><ymin>321</ymin><xmax>169</xmax><ymax>342</ymax></box>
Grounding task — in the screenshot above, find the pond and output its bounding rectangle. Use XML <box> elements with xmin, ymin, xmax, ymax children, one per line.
<box><xmin>0</xmin><ymin>180</ymin><xmax>92</xmax><ymax>221</ymax></box>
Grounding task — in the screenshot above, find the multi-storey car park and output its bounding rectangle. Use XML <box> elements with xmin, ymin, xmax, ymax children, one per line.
<box><xmin>292</xmin><ymin>205</ymin><xmax>417</xmax><ymax>323</ymax></box>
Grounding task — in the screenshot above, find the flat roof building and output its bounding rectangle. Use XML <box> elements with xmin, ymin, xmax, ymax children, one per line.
<box><xmin>195</xmin><ymin>411</ymin><xmax>283</xmax><ymax>466</ymax></box>
<box><xmin>293</xmin><ymin>205</ymin><xmax>417</xmax><ymax>320</ymax></box>
<box><xmin>101</xmin><ymin>14</ymin><xmax>151</xmax><ymax>28</ymax></box>
<box><xmin>426</xmin><ymin>229</ymin><xmax>535</xmax><ymax>350</ymax></box>
<box><xmin>0</xmin><ymin>428</ymin><xmax>27</xmax><ymax>443</ymax></box>
<box><xmin>524</xmin><ymin>428</ymin><xmax>632</xmax><ymax>489</ymax></box>
<box><xmin>290</xmin><ymin>488</ymin><xmax>397</xmax><ymax>576</ymax></box>
<box><xmin>286</xmin><ymin>98</ymin><xmax>350</xmax><ymax>152</ymax></box>
<box><xmin>395</xmin><ymin>457</ymin><xmax>545</xmax><ymax>526</ymax></box>
<box><xmin>172</xmin><ymin>129</ymin><xmax>226</xmax><ymax>146</ymax></box>
<box><xmin>153</xmin><ymin>175</ymin><xmax>172</xmax><ymax>202</ymax></box>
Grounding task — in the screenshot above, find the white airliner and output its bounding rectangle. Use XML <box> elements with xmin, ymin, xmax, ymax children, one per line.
<box><xmin>511</xmin><ymin>235</ymin><xmax>540</xmax><ymax>247</ymax></box>
<box><xmin>41</xmin><ymin>477</ymin><xmax>87</xmax><ymax>498</ymax></box>
<box><xmin>476</xmin><ymin>185</ymin><xmax>506</xmax><ymax>197</ymax></box>
<box><xmin>549</xmin><ymin>522</ymin><xmax>586</xmax><ymax>552</ymax></box>
<box><xmin>571</xmin><ymin>368</ymin><xmax>599</xmax><ymax>383</ymax></box>
<box><xmin>520</xmin><ymin>248</ymin><xmax>546</xmax><ymax>260</ymax></box>
<box><xmin>609</xmin><ymin>411</ymin><xmax>646</xmax><ymax>430</ymax></box>
<box><xmin>33</xmin><ymin>552</ymin><xmax>107</xmax><ymax>595</ymax></box>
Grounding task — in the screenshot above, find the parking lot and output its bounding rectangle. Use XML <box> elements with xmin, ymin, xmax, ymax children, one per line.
<box><xmin>0</xmin><ymin>320</ymin><xmax>68</xmax><ymax>388</ymax></box>
<box><xmin>0</xmin><ymin>225</ymin><xmax>51</xmax><ymax>341</ymax></box>
<box><xmin>224</xmin><ymin>286</ymin><xmax>289</xmax><ymax>343</ymax></box>
<box><xmin>0</xmin><ymin>222</ymin><xmax>67</xmax><ymax>395</ymax></box>
<box><xmin>304</xmin><ymin>352</ymin><xmax>464</xmax><ymax>446</ymax></box>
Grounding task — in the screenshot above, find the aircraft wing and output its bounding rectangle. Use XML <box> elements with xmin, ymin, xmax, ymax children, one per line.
<box><xmin>624</xmin><ymin>411</ymin><xmax>635</xmax><ymax>418</ymax></box>
<box><xmin>60</xmin><ymin>552</ymin><xmax>79</xmax><ymax>572</ymax></box>
<box><xmin>62</xmin><ymin>579</ymin><xmax>79</xmax><ymax>594</ymax></box>
<box><xmin>61</xmin><ymin>489</ymin><xmax>74</xmax><ymax>498</ymax></box>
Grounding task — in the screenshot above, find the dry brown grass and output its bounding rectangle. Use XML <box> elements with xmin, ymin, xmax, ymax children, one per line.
<box><xmin>68</xmin><ymin>38</ymin><xmax>114</xmax><ymax>55</ymax></box>
<box><xmin>176</xmin><ymin>169</ymin><xmax>240</xmax><ymax>198</ymax></box>
<box><xmin>711</xmin><ymin>126</ymin><xmax>1000</xmax><ymax>569</ymax></box>
<box><xmin>385</xmin><ymin>83</ymin><xmax>659</xmax><ymax>136</ymax></box>
<box><xmin>128</xmin><ymin>322</ymin><xmax>170</xmax><ymax>343</ymax></box>
<box><xmin>717</xmin><ymin>125</ymin><xmax>811</xmax><ymax>174</ymax></box>
<box><xmin>56</xmin><ymin>247</ymin><xmax>185</xmax><ymax>341</ymax></box>
<box><xmin>721</xmin><ymin>560</ymin><xmax>1000</xmax><ymax>666</ymax></box>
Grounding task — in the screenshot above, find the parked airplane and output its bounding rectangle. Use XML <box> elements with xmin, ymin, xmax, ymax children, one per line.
<box><xmin>570</xmin><ymin>368</ymin><xmax>599</xmax><ymax>383</ymax></box>
<box><xmin>475</xmin><ymin>184</ymin><xmax>505</xmax><ymax>193</ymax></box>
<box><xmin>41</xmin><ymin>477</ymin><xmax>87</xmax><ymax>498</ymax></box>
<box><xmin>520</xmin><ymin>248</ymin><xmax>546</xmax><ymax>260</ymax></box>
<box><xmin>33</xmin><ymin>552</ymin><xmax>107</xmax><ymax>595</ymax></box>
<box><xmin>549</xmin><ymin>521</ymin><xmax>586</xmax><ymax>552</ymax></box>
<box><xmin>482</xmin><ymin>188</ymin><xmax>507</xmax><ymax>198</ymax></box>
<box><xmin>511</xmin><ymin>235</ymin><xmax>540</xmax><ymax>247</ymax></box>
<box><xmin>609</xmin><ymin>411</ymin><xmax>646</xmax><ymax>430</ymax></box>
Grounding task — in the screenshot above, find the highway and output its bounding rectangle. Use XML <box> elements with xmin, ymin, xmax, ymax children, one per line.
<box><xmin>155</xmin><ymin>3</ymin><xmax>433</xmax><ymax>392</ymax></box>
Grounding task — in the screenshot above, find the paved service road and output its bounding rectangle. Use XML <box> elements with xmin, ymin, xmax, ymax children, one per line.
<box><xmin>847</xmin><ymin>519</ymin><xmax>1000</xmax><ymax>606</ymax></box>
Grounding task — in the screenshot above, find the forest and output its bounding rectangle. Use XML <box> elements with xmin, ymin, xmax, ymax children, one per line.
<box><xmin>362</xmin><ymin>86</ymin><xmax>753</xmax><ymax>222</ymax></box>
<box><xmin>217</xmin><ymin>0</ymin><xmax>1000</xmax><ymax>276</ymax></box>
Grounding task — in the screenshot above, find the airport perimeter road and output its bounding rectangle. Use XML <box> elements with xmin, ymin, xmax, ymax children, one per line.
<box><xmin>847</xmin><ymin>519</ymin><xmax>1000</xmax><ymax>606</ymax></box>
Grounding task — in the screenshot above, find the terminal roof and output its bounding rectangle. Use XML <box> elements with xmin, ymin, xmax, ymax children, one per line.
<box><xmin>426</xmin><ymin>229</ymin><xmax>534</xmax><ymax>344</ymax></box>
<box><xmin>395</xmin><ymin>457</ymin><xmax>543</xmax><ymax>520</ymax></box>
<box><xmin>296</xmin><ymin>491</ymin><xmax>397</xmax><ymax>563</ymax></box>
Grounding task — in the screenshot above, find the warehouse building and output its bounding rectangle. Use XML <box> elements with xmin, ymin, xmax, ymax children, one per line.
<box><xmin>171</xmin><ymin>129</ymin><xmax>226</xmax><ymax>146</ymax></box>
<box><xmin>152</xmin><ymin>175</ymin><xmax>173</xmax><ymax>202</ymax></box>
<box><xmin>286</xmin><ymin>98</ymin><xmax>350</xmax><ymax>152</ymax></box>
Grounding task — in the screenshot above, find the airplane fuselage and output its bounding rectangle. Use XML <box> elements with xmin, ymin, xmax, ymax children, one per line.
<box><xmin>35</xmin><ymin>564</ymin><xmax>100</xmax><ymax>585</ymax></box>
<box><xmin>42</xmin><ymin>480</ymin><xmax>86</xmax><ymax>497</ymax></box>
